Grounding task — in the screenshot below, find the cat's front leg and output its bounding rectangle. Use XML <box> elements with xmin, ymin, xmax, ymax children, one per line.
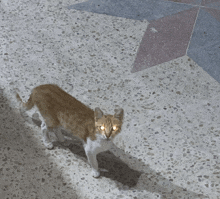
<box><xmin>84</xmin><ymin>148</ymin><xmax>100</xmax><ymax>178</ymax></box>
<box><xmin>86</xmin><ymin>152</ymin><xmax>100</xmax><ymax>178</ymax></box>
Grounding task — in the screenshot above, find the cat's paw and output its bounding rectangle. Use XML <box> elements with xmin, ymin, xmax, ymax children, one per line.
<box><xmin>92</xmin><ymin>169</ymin><xmax>100</xmax><ymax>178</ymax></box>
<box><xmin>43</xmin><ymin>141</ymin><xmax>54</xmax><ymax>150</ymax></box>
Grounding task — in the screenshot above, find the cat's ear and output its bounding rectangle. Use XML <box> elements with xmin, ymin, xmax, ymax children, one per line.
<box><xmin>114</xmin><ymin>108</ymin><xmax>124</xmax><ymax>121</ymax></box>
<box><xmin>94</xmin><ymin>107</ymin><xmax>103</xmax><ymax>121</ymax></box>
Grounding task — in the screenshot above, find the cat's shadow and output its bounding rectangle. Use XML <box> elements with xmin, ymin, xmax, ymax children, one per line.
<box><xmin>58</xmin><ymin>133</ymin><xmax>207</xmax><ymax>199</ymax></box>
<box><xmin>32</xmin><ymin>117</ymin><xmax>207</xmax><ymax>199</ymax></box>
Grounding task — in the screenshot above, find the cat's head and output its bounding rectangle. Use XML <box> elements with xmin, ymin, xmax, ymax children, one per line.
<box><xmin>94</xmin><ymin>107</ymin><xmax>124</xmax><ymax>141</ymax></box>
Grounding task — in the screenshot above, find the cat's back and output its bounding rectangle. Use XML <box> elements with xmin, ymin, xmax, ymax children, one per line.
<box><xmin>33</xmin><ymin>84</ymin><xmax>72</xmax><ymax>103</ymax></box>
<box><xmin>32</xmin><ymin>84</ymin><xmax>92</xmax><ymax>113</ymax></box>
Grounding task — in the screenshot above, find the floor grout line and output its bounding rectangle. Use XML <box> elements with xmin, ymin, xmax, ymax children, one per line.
<box><xmin>186</xmin><ymin>6</ymin><xmax>201</xmax><ymax>55</ymax></box>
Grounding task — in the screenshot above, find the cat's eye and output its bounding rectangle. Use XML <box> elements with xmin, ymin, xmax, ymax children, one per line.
<box><xmin>100</xmin><ymin>126</ymin><xmax>105</xmax><ymax>131</ymax></box>
<box><xmin>113</xmin><ymin>126</ymin><xmax>117</xmax><ymax>131</ymax></box>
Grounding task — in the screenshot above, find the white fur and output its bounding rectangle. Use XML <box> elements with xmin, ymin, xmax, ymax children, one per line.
<box><xmin>83</xmin><ymin>134</ymin><xmax>113</xmax><ymax>178</ymax></box>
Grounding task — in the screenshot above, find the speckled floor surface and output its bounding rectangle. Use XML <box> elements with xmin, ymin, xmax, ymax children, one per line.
<box><xmin>1</xmin><ymin>0</ymin><xmax>220</xmax><ymax>198</ymax></box>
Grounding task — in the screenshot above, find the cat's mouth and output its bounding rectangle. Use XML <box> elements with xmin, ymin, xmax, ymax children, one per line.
<box><xmin>102</xmin><ymin>135</ymin><xmax>111</xmax><ymax>141</ymax></box>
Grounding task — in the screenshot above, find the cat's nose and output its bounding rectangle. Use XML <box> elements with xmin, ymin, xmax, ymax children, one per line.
<box><xmin>105</xmin><ymin>134</ymin><xmax>111</xmax><ymax>140</ymax></box>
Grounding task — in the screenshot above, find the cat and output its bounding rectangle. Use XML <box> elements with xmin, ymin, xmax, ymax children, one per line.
<box><xmin>16</xmin><ymin>84</ymin><xmax>124</xmax><ymax>178</ymax></box>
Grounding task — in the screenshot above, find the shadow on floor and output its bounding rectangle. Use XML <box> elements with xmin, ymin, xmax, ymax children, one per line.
<box><xmin>106</xmin><ymin>144</ymin><xmax>208</xmax><ymax>199</ymax></box>
<box><xmin>0</xmin><ymin>87</ymin><xmax>78</xmax><ymax>199</ymax></box>
<box><xmin>61</xmin><ymin>140</ymin><xmax>208</xmax><ymax>199</ymax></box>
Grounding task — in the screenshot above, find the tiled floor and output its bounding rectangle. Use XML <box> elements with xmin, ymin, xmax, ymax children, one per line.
<box><xmin>69</xmin><ymin>0</ymin><xmax>220</xmax><ymax>81</ymax></box>
<box><xmin>1</xmin><ymin>0</ymin><xmax>220</xmax><ymax>198</ymax></box>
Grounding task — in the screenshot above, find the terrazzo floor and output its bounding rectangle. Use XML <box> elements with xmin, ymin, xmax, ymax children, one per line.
<box><xmin>1</xmin><ymin>0</ymin><xmax>220</xmax><ymax>198</ymax></box>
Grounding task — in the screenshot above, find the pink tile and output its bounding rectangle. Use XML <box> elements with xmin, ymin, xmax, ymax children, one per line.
<box><xmin>132</xmin><ymin>7</ymin><xmax>199</xmax><ymax>73</ymax></box>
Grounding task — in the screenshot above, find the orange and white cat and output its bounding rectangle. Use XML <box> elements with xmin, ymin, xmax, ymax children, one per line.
<box><xmin>16</xmin><ymin>84</ymin><xmax>124</xmax><ymax>178</ymax></box>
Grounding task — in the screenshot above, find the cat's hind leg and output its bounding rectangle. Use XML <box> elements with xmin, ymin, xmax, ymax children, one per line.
<box><xmin>54</xmin><ymin>128</ymin><xmax>71</xmax><ymax>147</ymax></box>
<box><xmin>41</xmin><ymin>121</ymin><xmax>54</xmax><ymax>149</ymax></box>
<box><xmin>54</xmin><ymin>128</ymin><xmax>65</xmax><ymax>142</ymax></box>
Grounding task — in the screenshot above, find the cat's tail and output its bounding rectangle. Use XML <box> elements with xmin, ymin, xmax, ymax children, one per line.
<box><xmin>16</xmin><ymin>92</ymin><xmax>34</xmax><ymax>111</ymax></box>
